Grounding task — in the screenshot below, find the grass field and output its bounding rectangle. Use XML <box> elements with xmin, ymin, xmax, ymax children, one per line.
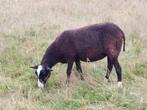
<box><xmin>0</xmin><ymin>0</ymin><xmax>147</xmax><ymax>110</ymax></box>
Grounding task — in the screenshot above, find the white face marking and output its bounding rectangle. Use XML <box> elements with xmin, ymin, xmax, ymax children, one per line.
<box><xmin>37</xmin><ymin>65</ymin><xmax>43</xmax><ymax>77</ymax></box>
<box><xmin>37</xmin><ymin>65</ymin><xmax>45</xmax><ymax>88</ymax></box>
<box><xmin>38</xmin><ymin>79</ymin><xmax>44</xmax><ymax>88</ymax></box>
<box><xmin>118</xmin><ymin>81</ymin><xmax>123</xmax><ymax>88</ymax></box>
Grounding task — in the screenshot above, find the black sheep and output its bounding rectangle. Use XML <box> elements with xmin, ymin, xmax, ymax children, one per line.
<box><xmin>31</xmin><ymin>22</ymin><xmax>125</xmax><ymax>88</ymax></box>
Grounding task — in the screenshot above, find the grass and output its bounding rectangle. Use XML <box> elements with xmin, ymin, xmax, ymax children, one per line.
<box><xmin>0</xmin><ymin>0</ymin><xmax>147</xmax><ymax>110</ymax></box>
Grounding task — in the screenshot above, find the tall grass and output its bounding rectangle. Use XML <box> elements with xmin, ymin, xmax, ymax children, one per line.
<box><xmin>0</xmin><ymin>0</ymin><xmax>147</xmax><ymax>110</ymax></box>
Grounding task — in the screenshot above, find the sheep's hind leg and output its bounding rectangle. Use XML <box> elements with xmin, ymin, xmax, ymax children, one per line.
<box><xmin>105</xmin><ymin>57</ymin><xmax>113</xmax><ymax>82</ymax></box>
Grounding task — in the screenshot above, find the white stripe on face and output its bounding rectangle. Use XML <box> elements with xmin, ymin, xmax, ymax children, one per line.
<box><xmin>38</xmin><ymin>79</ymin><xmax>44</xmax><ymax>88</ymax></box>
<box><xmin>37</xmin><ymin>65</ymin><xmax>43</xmax><ymax>77</ymax></box>
<box><xmin>37</xmin><ymin>65</ymin><xmax>45</xmax><ymax>88</ymax></box>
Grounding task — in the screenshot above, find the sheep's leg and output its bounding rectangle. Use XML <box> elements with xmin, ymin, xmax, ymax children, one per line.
<box><xmin>113</xmin><ymin>59</ymin><xmax>123</xmax><ymax>88</ymax></box>
<box><xmin>66</xmin><ymin>61</ymin><xmax>74</xmax><ymax>84</ymax></box>
<box><xmin>75</xmin><ymin>60</ymin><xmax>84</xmax><ymax>80</ymax></box>
<box><xmin>109</xmin><ymin>54</ymin><xmax>123</xmax><ymax>88</ymax></box>
<box><xmin>105</xmin><ymin>57</ymin><xmax>113</xmax><ymax>82</ymax></box>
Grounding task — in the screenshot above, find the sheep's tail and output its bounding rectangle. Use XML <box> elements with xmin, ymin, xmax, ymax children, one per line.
<box><xmin>122</xmin><ymin>32</ymin><xmax>125</xmax><ymax>51</ymax></box>
<box><xmin>120</xmin><ymin>30</ymin><xmax>125</xmax><ymax>51</ymax></box>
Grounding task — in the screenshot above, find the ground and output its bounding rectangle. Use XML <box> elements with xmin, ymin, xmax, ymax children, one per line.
<box><xmin>0</xmin><ymin>0</ymin><xmax>147</xmax><ymax>110</ymax></box>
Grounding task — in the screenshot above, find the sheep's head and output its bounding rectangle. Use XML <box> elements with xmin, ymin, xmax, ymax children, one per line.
<box><xmin>30</xmin><ymin>65</ymin><xmax>53</xmax><ymax>88</ymax></box>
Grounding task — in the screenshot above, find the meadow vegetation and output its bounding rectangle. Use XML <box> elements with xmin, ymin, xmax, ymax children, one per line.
<box><xmin>0</xmin><ymin>0</ymin><xmax>147</xmax><ymax>110</ymax></box>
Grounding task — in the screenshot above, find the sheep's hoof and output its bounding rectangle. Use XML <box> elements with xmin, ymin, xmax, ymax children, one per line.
<box><xmin>80</xmin><ymin>76</ymin><xmax>85</xmax><ymax>80</ymax></box>
<box><xmin>105</xmin><ymin>75</ymin><xmax>109</xmax><ymax>79</ymax></box>
<box><xmin>118</xmin><ymin>81</ymin><xmax>123</xmax><ymax>88</ymax></box>
<box><xmin>104</xmin><ymin>76</ymin><xmax>111</xmax><ymax>82</ymax></box>
<box><xmin>65</xmin><ymin>79</ymin><xmax>70</xmax><ymax>86</ymax></box>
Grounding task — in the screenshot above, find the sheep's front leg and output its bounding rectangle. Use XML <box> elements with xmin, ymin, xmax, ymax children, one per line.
<box><xmin>66</xmin><ymin>61</ymin><xmax>74</xmax><ymax>84</ymax></box>
<box><xmin>75</xmin><ymin>60</ymin><xmax>84</xmax><ymax>80</ymax></box>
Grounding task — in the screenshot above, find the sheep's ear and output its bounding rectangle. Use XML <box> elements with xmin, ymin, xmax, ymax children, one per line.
<box><xmin>30</xmin><ymin>65</ymin><xmax>38</xmax><ymax>69</ymax></box>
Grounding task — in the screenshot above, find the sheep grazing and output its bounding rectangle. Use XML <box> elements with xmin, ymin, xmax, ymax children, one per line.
<box><xmin>31</xmin><ymin>22</ymin><xmax>125</xmax><ymax>88</ymax></box>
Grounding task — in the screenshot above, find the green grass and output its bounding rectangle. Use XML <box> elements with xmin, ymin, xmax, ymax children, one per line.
<box><xmin>134</xmin><ymin>63</ymin><xmax>147</xmax><ymax>78</ymax></box>
<box><xmin>0</xmin><ymin>0</ymin><xmax>147</xmax><ymax>110</ymax></box>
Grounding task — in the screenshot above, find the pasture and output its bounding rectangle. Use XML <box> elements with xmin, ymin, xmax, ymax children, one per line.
<box><xmin>0</xmin><ymin>0</ymin><xmax>147</xmax><ymax>110</ymax></box>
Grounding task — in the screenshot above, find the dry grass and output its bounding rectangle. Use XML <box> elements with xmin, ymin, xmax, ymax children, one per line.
<box><xmin>0</xmin><ymin>0</ymin><xmax>147</xmax><ymax>110</ymax></box>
